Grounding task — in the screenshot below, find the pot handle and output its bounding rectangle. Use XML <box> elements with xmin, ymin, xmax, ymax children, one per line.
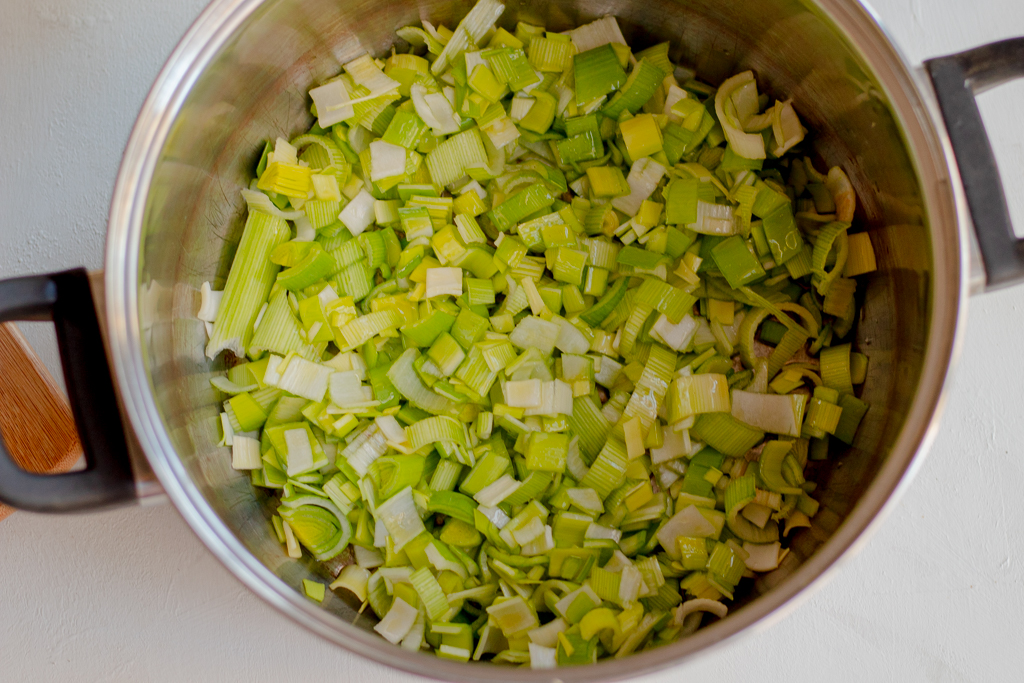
<box><xmin>0</xmin><ymin>268</ymin><xmax>135</xmax><ymax>511</ymax></box>
<box><xmin>926</xmin><ymin>38</ymin><xmax>1024</xmax><ymax>291</ymax></box>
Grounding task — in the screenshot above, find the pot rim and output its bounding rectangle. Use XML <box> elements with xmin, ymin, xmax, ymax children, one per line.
<box><xmin>103</xmin><ymin>0</ymin><xmax>970</xmax><ymax>679</ymax></box>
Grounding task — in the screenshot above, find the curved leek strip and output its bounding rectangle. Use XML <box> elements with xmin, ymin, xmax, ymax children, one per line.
<box><xmin>714</xmin><ymin>72</ymin><xmax>766</xmax><ymax>160</ymax></box>
<box><xmin>726</xmin><ymin>514</ymin><xmax>780</xmax><ymax>544</ymax></box>
<box><xmin>825</xmin><ymin>166</ymin><xmax>856</xmax><ymax>223</ymax></box>
<box><xmin>331</xmin><ymin>564</ymin><xmax>371</xmax><ymax>601</ymax></box>
<box><xmin>742</xmin><ymin>541</ymin><xmax>783</xmax><ymax>572</ymax></box>
<box><xmin>759</xmin><ymin>441</ymin><xmax>804</xmax><ymax>494</ymax></box>
<box><xmin>210</xmin><ymin>376</ymin><xmax>257</xmax><ymax>395</ymax></box>
<box><xmin>278</xmin><ymin>496</ymin><xmax>352</xmax><ymax>561</ymax></box>
<box><xmin>406</xmin><ymin>415</ymin><xmax>468</xmax><ymax>450</ymax></box>
<box><xmin>811</xmin><ymin>222</ymin><xmax>851</xmax><ymax>296</ymax></box>
<box><xmin>240</xmin><ymin>189</ymin><xmax>306</xmax><ymax>221</ymax></box>
<box><xmin>290</xmin><ymin>134</ymin><xmax>350</xmax><ymax>175</ymax></box>
<box><xmin>579</xmin><ymin>276</ymin><xmax>629</xmax><ymax>326</ymax></box>
<box><xmin>672</xmin><ymin>599</ymin><xmax>728</xmax><ymax>628</ymax></box>
<box><xmin>724</xmin><ymin>474</ymin><xmax>756</xmax><ymax>523</ymax></box>
<box><xmin>784</xmin><ymin>510</ymin><xmax>813</xmax><ymax>537</ymax></box>
<box><xmin>427</xmin><ymin>490</ymin><xmax>477</xmax><ymax>525</ymax></box>
<box><xmin>737</xmin><ymin>306</ymin><xmax>813</xmax><ymax>379</ymax></box>
<box><xmin>396</xmin><ymin>26</ymin><xmax>444</xmax><ymax>55</ymax></box>
<box><xmin>387</xmin><ymin>349</ymin><xmax>453</xmax><ymax>415</ymax></box>
<box><xmin>766</xmin><ymin>327</ymin><xmax>809</xmax><ymax>379</ymax></box>
<box><xmin>777</xmin><ymin>302</ymin><xmax>820</xmax><ymax>338</ymax></box>
<box><xmin>771</xmin><ymin>100</ymin><xmax>806</xmax><ymax>156</ymax></box>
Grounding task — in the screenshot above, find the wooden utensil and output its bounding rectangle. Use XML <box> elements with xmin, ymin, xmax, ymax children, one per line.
<box><xmin>0</xmin><ymin>322</ymin><xmax>82</xmax><ymax>521</ymax></box>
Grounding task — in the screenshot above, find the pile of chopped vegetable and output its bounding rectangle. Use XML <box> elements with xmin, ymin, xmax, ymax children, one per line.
<box><xmin>200</xmin><ymin>0</ymin><xmax>877</xmax><ymax>667</ymax></box>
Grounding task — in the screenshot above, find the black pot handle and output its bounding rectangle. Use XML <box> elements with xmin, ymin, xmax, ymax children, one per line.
<box><xmin>925</xmin><ymin>38</ymin><xmax>1024</xmax><ymax>291</ymax></box>
<box><xmin>0</xmin><ymin>269</ymin><xmax>135</xmax><ymax>512</ymax></box>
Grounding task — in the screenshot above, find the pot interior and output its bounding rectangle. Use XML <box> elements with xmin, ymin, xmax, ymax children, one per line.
<box><xmin>124</xmin><ymin>0</ymin><xmax>961</xmax><ymax>678</ymax></box>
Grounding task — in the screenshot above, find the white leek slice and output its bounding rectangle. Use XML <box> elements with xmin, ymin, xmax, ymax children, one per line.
<box><xmin>672</xmin><ymin>598</ymin><xmax>728</xmax><ymax>627</ymax></box>
<box><xmin>197</xmin><ymin>282</ymin><xmax>222</xmax><ymax>323</ymax></box>
<box><xmin>284</xmin><ymin>428</ymin><xmax>314</xmax><ymax>476</ymax></box>
<box><xmin>373</xmin><ymin>516</ymin><xmax>389</xmax><ymax>547</ymax></box>
<box><xmin>294</xmin><ymin>215</ymin><xmax>316</xmax><ymax>242</ymax></box>
<box><xmin>730</xmin><ymin>390</ymin><xmax>807</xmax><ymax>437</ymax></box>
<box><xmin>401</xmin><ymin>613</ymin><xmax>426</xmax><ymax>652</ymax></box>
<box><xmin>375</xmin><ymin>486</ymin><xmax>426</xmax><ymax>551</ymax></box>
<box><xmin>527</xmin><ymin>617</ymin><xmax>567</xmax><ymax>647</ymax></box>
<box><xmin>218</xmin><ymin>412</ymin><xmax>234</xmax><ymax>447</ymax></box>
<box><xmin>425</xmin><ymin>542</ymin><xmax>468</xmax><ymax>580</ymax></box>
<box><xmin>504</xmin><ymin>379</ymin><xmax>543</xmax><ymax>408</ymax></box>
<box><xmin>426</xmin><ymin>92</ymin><xmax>462</xmax><ymax>135</ymax></box>
<box><xmin>276</xmin><ymin>357</ymin><xmax>332</xmax><ymax>402</ymax></box>
<box><xmin>618</xmin><ymin>562</ymin><xmax>644</xmax><ymax>605</ymax></box>
<box><xmin>425</xmin><ymin>267</ymin><xmax>464</xmax><ymax>298</ymax></box>
<box><xmin>263</xmin><ymin>354</ymin><xmax>284</xmax><ymax>386</ymax></box>
<box><xmin>772</xmin><ymin>99</ymin><xmax>806</xmax><ymax>156</ymax></box>
<box><xmin>585</xmin><ymin>522</ymin><xmax>622</xmax><ymax>543</ymax></box>
<box><xmin>715</xmin><ymin>71</ymin><xmax>766</xmax><ymax>160</ymax></box>
<box><xmin>486</xmin><ymin>596</ymin><xmax>539</xmax><ymax>635</ymax></box>
<box><xmin>511</xmin><ymin>516</ymin><xmax>546</xmax><ymax>545</ymax></box>
<box><xmin>330</xmin><ymin>564</ymin><xmax>371</xmax><ymax>601</ymax></box>
<box><xmin>354</xmin><ymin>545</ymin><xmax>385</xmax><ymax>569</ymax></box>
<box><xmin>410</xmin><ymin>83</ymin><xmax>445</xmax><ymax>130</ymax></box>
<box><xmin>481</xmin><ymin>114</ymin><xmax>520</xmax><ymax>149</ymax></box>
<box><xmin>510</xmin><ymin>96</ymin><xmax>535</xmax><ymax>121</ymax></box>
<box><xmin>240</xmin><ymin>189</ymin><xmax>306</xmax><ymax>221</ymax></box>
<box><xmin>742</xmin><ymin>541</ymin><xmax>783</xmax><ymax>571</ymax></box>
<box><xmin>268</xmin><ymin>137</ymin><xmax>298</xmax><ymax>165</ymax></box>
<box><xmin>657</xmin><ymin>505</ymin><xmax>717</xmax><ymax>558</ymax></box>
<box><xmin>374</xmin><ymin>597</ymin><xmax>419</xmax><ymax>644</ymax></box>
<box><xmin>474</xmin><ymin>474</ymin><xmax>522</xmax><ymax>507</ymax></box>
<box><xmin>338</xmin><ymin>188</ymin><xmax>375</xmax><ymax>236</ymax></box>
<box><xmin>650</xmin><ymin>313</ymin><xmax>698</xmax><ymax>351</ymax></box>
<box><xmin>529</xmin><ymin>643</ymin><xmax>557</xmax><ymax>669</ymax></box>
<box><xmin>309</xmin><ymin>79</ymin><xmax>355</xmax><ymax>128</ymax></box>
<box><xmin>369</xmin><ymin>140</ymin><xmax>407</xmax><ymax>181</ymax></box>
<box><xmin>510</xmin><ymin>316</ymin><xmax>561</xmax><ymax>356</ymax></box>
<box><xmin>477</xmin><ymin>504</ymin><xmax>510</xmax><ymax>529</ymax></box>
<box><xmin>348</xmin><ymin>123</ymin><xmax>372</xmax><ymax>153</ymax></box>
<box><xmin>343</xmin><ymin>424</ymin><xmax>388</xmax><ymax>476</ymax></box>
<box><xmin>651</xmin><ymin>425</ymin><xmax>692</xmax><ymax>464</ymax></box>
<box><xmin>211</xmin><ymin>376</ymin><xmax>256</xmax><ymax>395</ymax></box>
<box><xmin>568</xmin><ymin>15</ymin><xmax>627</xmax><ymax>52</ymax></box>
<box><xmin>344</xmin><ymin>53</ymin><xmax>401</xmax><ymax>96</ymax></box>
<box><xmin>552</xmin><ymin>317</ymin><xmax>590</xmax><ymax>355</ymax></box>
<box><xmin>231</xmin><ymin>435</ymin><xmax>262</xmax><ymax>470</ymax></box>
<box><xmin>375</xmin><ymin>414</ymin><xmax>408</xmax><ymax>445</ymax></box>
<box><xmin>688</xmin><ymin>200</ymin><xmax>736</xmax><ymax>236</ymax></box>
<box><xmin>663</xmin><ymin>84</ymin><xmax>689</xmax><ymax>119</ymax></box>
<box><xmin>612</xmin><ymin>157</ymin><xmax>666</xmax><ymax>215</ymax></box>
<box><xmin>281</xmin><ymin>519</ymin><xmax>302</xmax><ymax>558</ymax></box>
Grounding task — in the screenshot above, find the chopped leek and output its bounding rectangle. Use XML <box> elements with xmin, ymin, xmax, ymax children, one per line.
<box><xmin>210</xmin><ymin>0</ymin><xmax>875</xmax><ymax>665</ymax></box>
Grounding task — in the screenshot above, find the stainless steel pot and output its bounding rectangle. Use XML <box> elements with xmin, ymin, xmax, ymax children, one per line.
<box><xmin>0</xmin><ymin>0</ymin><xmax>1020</xmax><ymax>679</ymax></box>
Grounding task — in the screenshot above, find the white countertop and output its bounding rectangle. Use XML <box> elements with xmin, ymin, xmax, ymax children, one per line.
<box><xmin>3</xmin><ymin>0</ymin><xmax>1024</xmax><ymax>680</ymax></box>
